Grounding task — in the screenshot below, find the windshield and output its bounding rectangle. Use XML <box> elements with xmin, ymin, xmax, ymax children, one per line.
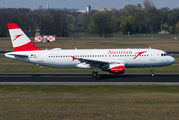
<box><xmin>161</xmin><ymin>53</ymin><xmax>169</xmax><ymax>56</ymax></box>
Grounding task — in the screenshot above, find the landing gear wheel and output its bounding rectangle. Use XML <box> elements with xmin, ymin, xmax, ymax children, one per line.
<box><xmin>150</xmin><ymin>67</ymin><xmax>155</xmax><ymax>77</ymax></box>
<box><xmin>92</xmin><ymin>71</ymin><xmax>98</xmax><ymax>78</ymax></box>
<box><xmin>151</xmin><ymin>73</ymin><xmax>155</xmax><ymax>77</ymax></box>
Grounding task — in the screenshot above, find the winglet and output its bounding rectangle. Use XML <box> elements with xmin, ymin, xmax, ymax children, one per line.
<box><xmin>71</xmin><ymin>56</ymin><xmax>77</xmax><ymax>61</ymax></box>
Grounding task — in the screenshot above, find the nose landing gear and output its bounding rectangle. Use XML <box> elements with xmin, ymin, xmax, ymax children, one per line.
<box><xmin>150</xmin><ymin>67</ymin><xmax>155</xmax><ymax>76</ymax></box>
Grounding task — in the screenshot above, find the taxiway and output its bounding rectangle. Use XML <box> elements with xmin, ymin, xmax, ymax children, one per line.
<box><xmin>0</xmin><ymin>73</ymin><xmax>179</xmax><ymax>85</ymax></box>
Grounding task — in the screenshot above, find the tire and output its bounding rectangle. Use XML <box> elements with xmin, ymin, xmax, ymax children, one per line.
<box><xmin>92</xmin><ymin>71</ymin><xmax>98</xmax><ymax>78</ymax></box>
<box><xmin>151</xmin><ymin>73</ymin><xmax>155</xmax><ymax>77</ymax></box>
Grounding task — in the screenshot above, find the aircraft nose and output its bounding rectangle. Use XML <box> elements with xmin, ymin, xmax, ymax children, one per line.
<box><xmin>170</xmin><ymin>56</ymin><xmax>175</xmax><ymax>64</ymax></box>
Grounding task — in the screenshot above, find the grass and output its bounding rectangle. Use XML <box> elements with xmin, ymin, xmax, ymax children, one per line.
<box><xmin>0</xmin><ymin>37</ymin><xmax>179</xmax><ymax>51</ymax></box>
<box><xmin>0</xmin><ymin>85</ymin><xmax>179</xmax><ymax>119</ymax></box>
<box><xmin>69</xmin><ymin>33</ymin><xmax>179</xmax><ymax>38</ymax></box>
<box><xmin>0</xmin><ymin>55</ymin><xmax>178</xmax><ymax>74</ymax></box>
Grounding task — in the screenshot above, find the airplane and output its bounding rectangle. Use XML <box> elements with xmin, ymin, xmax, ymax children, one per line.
<box><xmin>5</xmin><ymin>23</ymin><xmax>175</xmax><ymax>77</ymax></box>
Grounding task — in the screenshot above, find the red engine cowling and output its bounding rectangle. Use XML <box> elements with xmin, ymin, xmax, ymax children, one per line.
<box><xmin>109</xmin><ymin>64</ymin><xmax>125</xmax><ymax>74</ymax></box>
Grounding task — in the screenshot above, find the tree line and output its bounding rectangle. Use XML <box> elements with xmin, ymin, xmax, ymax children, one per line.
<box><xmin>1</xmin><ymin>0</ymin><xmax>179</xmax><ymax>38</ymax></box>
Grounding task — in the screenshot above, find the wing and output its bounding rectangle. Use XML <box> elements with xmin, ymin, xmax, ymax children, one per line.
<box><xmin>71</xmin><ymin>56</ymin><xmax>123</xmax><ymax>69</ymax></box>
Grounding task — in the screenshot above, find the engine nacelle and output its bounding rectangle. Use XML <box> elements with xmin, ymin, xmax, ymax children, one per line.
<box><xmin>109</xmin><ymin>64</ymin><xmax>125</xmax><ymax>74</ymax></box>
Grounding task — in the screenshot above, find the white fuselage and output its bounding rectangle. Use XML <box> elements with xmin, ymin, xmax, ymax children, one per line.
<box><xmin>5</xmin><ymin>48</ymin><xmax>175</xmax><ymax>69</ymax></box>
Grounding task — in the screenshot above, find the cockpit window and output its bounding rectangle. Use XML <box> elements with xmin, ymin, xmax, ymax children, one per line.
<box><xmin>161</xmin><ymin>53</ymin><xmax>169</xmax><ymax>57</ymax></box>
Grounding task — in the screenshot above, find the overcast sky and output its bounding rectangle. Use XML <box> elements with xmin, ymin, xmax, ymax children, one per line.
<box><xmin>1</xmin><ymin>0</ymin><xmax>179</xmax><ymax>10</ymax></box>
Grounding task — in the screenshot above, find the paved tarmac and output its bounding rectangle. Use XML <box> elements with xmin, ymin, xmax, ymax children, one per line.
<box><xmin>0</xmin><ymin>73</ymin><xmax>179</xmax><ymax>85</ymax></box>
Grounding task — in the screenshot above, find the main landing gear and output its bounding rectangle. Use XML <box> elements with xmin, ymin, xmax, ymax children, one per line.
<box><xmin>92</xmin><ymin>68</ymin><xmax>99</xmax><ymax>78</ymax></box>
<box><xmin>92</xmin><ymin>71</ymin><xmax>98</xmax><ymax>78</ymax></box>
<box><xmin>150</xmin><ymin>67</ymin><xmax>155</xmax><ymax>77</ymax></box>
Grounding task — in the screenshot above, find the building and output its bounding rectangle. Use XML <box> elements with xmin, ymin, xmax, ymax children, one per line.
<box><xmin>78</xmin><ymin>5</ymin><xmax>91</xmax><ymax>13</ymax></box>
<box><xmin>86</xmin><ymin>6</ymin><xmax>91</xmax><ymax>13</ymax></box>
<box><xmin>39</xmin><ymin>5</ymin><xmax>42</xmax><ymax>11</ymax></box>
<box><xmin>98</xmin><ymin>7</ymin><xmax>112</xmax><ymax>12</ymax></box>
<box><xmin>77</xmin><ymin>9</ymin><xmax>87</xmax><ymax>13</ymax></box>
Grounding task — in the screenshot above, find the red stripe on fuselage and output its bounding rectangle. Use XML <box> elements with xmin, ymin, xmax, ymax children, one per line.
<box><xmin>13</xmin><ymin>41</ymin><xmax>42</xmax><ymax>52</ymax></box>
<box><xmin>133</xmin><ymin>51</ymin><xmax>147</xmax><ymax>59</ymax></box>
<box><xmin>7</xmin><ymin>23</ymin><xmax>20</xmax><ymax>30</ymax></box>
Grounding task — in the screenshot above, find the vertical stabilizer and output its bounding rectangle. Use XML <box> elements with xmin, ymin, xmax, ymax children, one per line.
<box><xmin>7</xmin><ymin>23</ymin><xmax>42</xmax><ymax>52</ymax></box>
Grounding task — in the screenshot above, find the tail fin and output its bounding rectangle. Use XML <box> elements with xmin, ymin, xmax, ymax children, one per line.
<box><xmin>7</xmin><ymin>23</ymin><xmax>42</xmax><ymax>52</ymax></box>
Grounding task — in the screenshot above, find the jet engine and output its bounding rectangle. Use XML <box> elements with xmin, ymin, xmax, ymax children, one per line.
<box><xmin>108</xmin><ymin>64</ymin><xmax>125</xmax><ymax>74</ymax></box>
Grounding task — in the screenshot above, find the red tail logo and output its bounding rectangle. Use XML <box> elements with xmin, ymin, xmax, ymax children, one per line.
<box><xmin>13</xmin><ymin>34</ymin><xmax>23</xmax><ymax>41</ymax></box>
<box><xmin>133</xmin><ymin>51</ymin><xmax>147</xmax><ymax>59</ymax></box>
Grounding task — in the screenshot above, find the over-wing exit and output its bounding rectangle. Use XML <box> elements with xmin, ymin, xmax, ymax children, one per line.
<box><xmin>5</xmin><ymin>23</ymin><xmax>175</xmax><ymax>77</ymax></box>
